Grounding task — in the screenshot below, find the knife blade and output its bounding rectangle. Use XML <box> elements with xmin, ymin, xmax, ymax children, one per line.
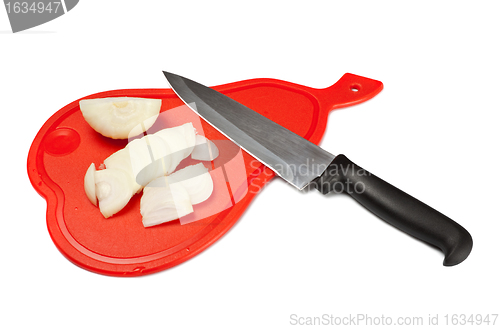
<box><xmin>163</xmin><ymin>71</ymin><xmax>473</xmax><ymax>266</ymax></box>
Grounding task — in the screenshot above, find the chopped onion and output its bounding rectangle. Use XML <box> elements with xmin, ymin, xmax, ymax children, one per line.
<box><xmin>80</xmin><ymin>97</ymin><xmax>161</xmax><ymax>139</ymax></box>
<box><xmin>87</xmin><ymin>122</ymin><xmax>209</xmax><ymax>222</ymax></box>
<box><xmin>94</xmin><ymin>168</ymin><xmax>134</xmax><ymax>218</ymax></box>
<box><xmin>154</xmin><ymin>129</ymin><xmax>186</xmax><ymax>174</ymax></box>
<box><xmin>141</xmin><ymin>176</ymin><xmax>193</xmax><ymax>227</ymax></box>
<box><xmin>104</xmin><ymin>135</ymin><xmax>171</xmax><ymax>193</ymax></box>
<box><xmin>168</xmin><ymin>163</ymin><xmax>214</xmax><ymax>204</ymax></box>
<box><xmin>155</xmin><ymin>123</ymin><xmax>197</xmax><ymax>173</ymax></box>
<box><xmin>181</xmin><ymin>123</ymin><xmax>197</xmax><ymax>157</ymax></box>
<box><xmin>103</xmin><ymin>148</ymin><xmax>141</xmax><ymax>194</ymax></box>
<box><xmin>103</xmin><ymin>123</ymin><xmax>197</xmax><ymax>191</ymax></box>
<box><xmin>128</xmin><ymin>135</ymin><xmax>170</xmax><ymax>186</ymax></box>
<box><xmin>84</xmin><ymin>163</ymin><xmax>97</xmax><ymax>206</ymax></box>
<box><xmin>191</xmin><ymin>135</ymin><xmax>219</xmax><ymax>161</ymax></box>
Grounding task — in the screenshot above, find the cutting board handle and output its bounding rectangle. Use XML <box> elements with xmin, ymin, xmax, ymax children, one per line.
<box><xmin>317</xmin><ymin>73</ymin><xmax>384</xmax><ymax>112</ymax></box>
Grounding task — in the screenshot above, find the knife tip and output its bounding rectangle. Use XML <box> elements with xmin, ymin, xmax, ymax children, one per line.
<box><xmin>162</xmin><ymin>71</ymin><xmax>176</xmax><ymax>87</ymax></box>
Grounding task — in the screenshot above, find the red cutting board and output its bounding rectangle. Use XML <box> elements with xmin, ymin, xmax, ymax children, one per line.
<box><xmin>27</xmin><ymin>74</ymin><xmax>383</xmax><ymax>276</ymax></box>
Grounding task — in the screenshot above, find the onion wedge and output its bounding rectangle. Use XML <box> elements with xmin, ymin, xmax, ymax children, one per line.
<box><xmin>103</xmin><ymin>147</ymin><xmax>141</xmax><ymax>194</ymax></box>
<box><xmin>191</xmin><ymin>135</ymin><xmax>219</xmax><ymax>161</ymax></box>
<box><xmin>168</xmin><ymin>163</ymin><xmax>214</xmax><ymax>204</ymax></box>
<box><xmin>141</xmin><ymin>177</ymin><xmax>193</xmax><ymax>227</ymax></box>
<box><xmin>84</xmin><ymin>163</ymin><xmax>97</xmax><ymax>206</ymax></box>
<box><xmin>80</xmin><ymin>97</ymin><xmax>161</xmax><ymax>139</ymax></box>
<box><xmin>127</xmin><ymin>135</ymin><xmax>170</xmax><ymax>187</ymax></box>
<box><xmin>94</xmin><ymin>168</ymin><xmax>134</xmax><ymax>218</ymax></box>
<box><xmin>104</xmin><ymin>135</ymin><xmax>171</xmax><ymax>193</ymax></box>
<box><xmin>155</xmin><ymin>123</ymin><xmax>197</xmax><ymax>173</ymax></box>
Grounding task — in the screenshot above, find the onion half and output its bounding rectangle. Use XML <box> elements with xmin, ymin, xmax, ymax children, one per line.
<box><xmin>80</xmin><ymin>97</ymin><xmax>161</xmax><ymax>139</ymax></box>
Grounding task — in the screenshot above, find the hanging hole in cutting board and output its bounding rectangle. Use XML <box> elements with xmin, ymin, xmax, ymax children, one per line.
<box><xmin>350</xmin><ymin>84</ymin><xmax>361</xmax><ymax>92</ymax></box>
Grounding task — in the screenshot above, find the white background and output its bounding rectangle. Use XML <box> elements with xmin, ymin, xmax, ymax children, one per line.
<box><xmin>2</xmin><ymin>1</ymin><xmax>499</xmax><ymax>328</ymax></box>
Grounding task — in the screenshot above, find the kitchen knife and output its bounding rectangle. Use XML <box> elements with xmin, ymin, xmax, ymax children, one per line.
<box><xmin>163</xmin><ymin>71</ymin><xmax>472</xmax><ymax>266</ymax></box>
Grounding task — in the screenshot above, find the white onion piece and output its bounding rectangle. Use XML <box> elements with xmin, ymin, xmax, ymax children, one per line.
<box><xmin>80</xmin><ymin>97</ymin><xmax>161</xmax><ymax>139</ymax></box>
<box><xmin>94</xmin><ymin>168</ymin><xmax>134</xmax><ymax>218</ymax></box>
<box><xmin>191</xmin><ymin>135</ymin><xmax>219</xmax><ymax>161</ymax></box>
<box><xmin>128</xmin><ymin>135</ymin><xmax>170</xmax><ymax>186</ymax></box>
<box><xmin>103</xmin><ymin>148</ymin><xmax>142</xmax><ymax>194</ymax></box>
<box><xmin>103</xmin><ymin>135</ymin><xmax>171</xmax><ymax>193</ymax></box>
<box><xmin>181</xmin><ymin>123</ymin><xmax>197</xmax><ymax>157</ymax></box>
<box><xmin>155</xmin><ymin>129</ymin><xmax>186</xmax><ymax>174</ymax></box>
<box><xmin>167</xmin><ymin>163</ymin><xmax>214</xmax><ymax>204</ymax></box>
<box><xmin>128</xmin><ymin>114</ymin><xmax>159</xmax><ymax>140</ymax></box>
<box><xmin>155</xmin><ymin>123</ymin><xmax>196</xmax><ymax>173</ymax></box>
<box><xmin>84</xmin><ymin>163</ymin><xmax>97</xmax><ymax>206</ymax></box>
<box><xmin>141</xmin><ymin>177</ymin><xmax>193</xmax><ymax>227</ymax></box>
<box><xmin>91</xmin><ymin>123</ymin><xmax>202</xmax><ymax>221</ymax></box>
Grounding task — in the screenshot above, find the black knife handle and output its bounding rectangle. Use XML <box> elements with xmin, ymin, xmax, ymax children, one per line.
<box><xmin>312</xmin><ymin>154</ymin><xmax>472</xmax><ymax>266</ymax></box>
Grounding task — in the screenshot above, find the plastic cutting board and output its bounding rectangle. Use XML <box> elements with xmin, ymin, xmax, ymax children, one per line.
<box><xmin>27</xmin><ymin>73</ymin><xmax>383</xmax><ymax>276</ymax></box>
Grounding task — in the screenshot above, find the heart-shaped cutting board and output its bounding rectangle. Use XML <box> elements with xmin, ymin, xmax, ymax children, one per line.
<box><xmin>27</xmin><ymin>74</ymin><xmax>383</xmax><ymax>276</ymax></box>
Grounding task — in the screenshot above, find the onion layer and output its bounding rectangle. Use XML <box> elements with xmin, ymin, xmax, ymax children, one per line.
<box><xmin>94</xmin><ymin>168</ymin><xmax>134</xmax><ymax>218</ymax></box>
<box><xmin>141</xmin><ymin>176</ymin><xmax>193</xmax><ymax>227</ymax></box>
<box><xmin>155</xmin><ymin>123</ymin><xmax>197</xmax><ymax>173</ymax></box>
<box><xmin>168</xmin><ymin>163</ymin><xmax>214</xmax><ymax>204</ymax></box>
<box><xmin>103</xmin><ymin>148</ymin><xmax>141</xmax><ymax>194</ymax></box>
<box><xmin>104</xmin><ymin>135</ymin><xmax>171</xmax><ymax>193</ymax></box>
<box><xmin>128</xmin><ymin>135</ymin><xmax>170</xmax><ymax>187</ymax></box>
<box><xmin>84</xmin><ymin>163</ymin><xmax>97</xmax><ymax>206</ymax></box>
<box><xmin>191</xmin><ymin>135</ymin><xmax>219</xmax><ymax>161</ymax></box>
